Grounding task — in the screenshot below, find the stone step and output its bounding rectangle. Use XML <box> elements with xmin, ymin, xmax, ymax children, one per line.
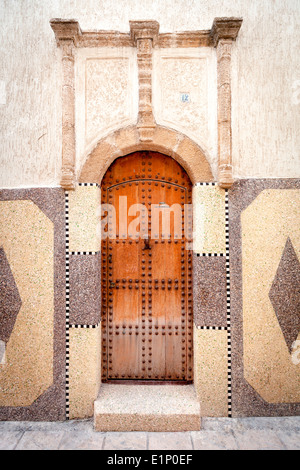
<box><xmin>94</xmin><ymin>384</ymin><xmax>201</xmax><ymax>432</ymax></box>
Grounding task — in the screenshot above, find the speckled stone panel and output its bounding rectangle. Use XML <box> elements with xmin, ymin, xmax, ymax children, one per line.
<box><xmin>69</xmin><ymin>253</ymin><xmax>101</xmax><ymax>325</ymax></box>
<box><xmin>242</xmin><ymin>189</ymin><xmax>300</xmax><ymax>403</ymax></box>
<box><xmin>229</xmin><ymin>179</ymin><xmax>300</xmax><ymax>417</ymax></box>
<box><xmin>193</xmin><ymin>254</ymin><xmax>227</xmax><ymax>327</ymax></box>
<box><xmin>193</xmin><ymin>326</ymin><xmax>228</xmax><ymax>417</ymax></box>
<box><xmin>0</xmin><ymin>189</ymin><xmax>65</xmax><ymax>421</ymax></box>
<box><xmin>192</xmin><ymin>185</ymin><xmax>226</xmax><ymax>254</ymax></box>
<box><xmin>68</xmin><ymin>184</ymin><xmax>101</xmax><ymax>253</ymax></box>
<box><xmin>69</xmin><ymin>326</ymin><xmax>101</xmax><ymax>419</ymax></box>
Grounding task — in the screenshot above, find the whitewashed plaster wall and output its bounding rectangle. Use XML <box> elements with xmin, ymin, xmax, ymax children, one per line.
<box><xmin>0</xmin><ymin>0</ymin><xmax>299</xmax><ymax>188</ymax></box>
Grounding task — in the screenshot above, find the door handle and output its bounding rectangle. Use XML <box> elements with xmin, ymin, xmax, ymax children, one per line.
<box><xmin>143</xmin><ymin>238</ymin><xmax>151</xmax><ymax>250</ymax></box>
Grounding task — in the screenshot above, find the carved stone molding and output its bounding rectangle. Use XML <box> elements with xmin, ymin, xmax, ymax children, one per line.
<box><xmin>130</xmin><ymin>21</ymin><xmax>159</xmax><ymax>142</ymax></box>
<box><xmin>79</xmin><ymin>125</ymin><xmax>213</xmax><ymax>185</ymax></box>
<box><xmin>211</xmin><ymin>18</ymin><xmax>243</xmax><ymax>188</ymax></box>
<box><xmin>50</xmin><ymin>19</ymin><xmax>80</xmax><ymax>190</ymax></box>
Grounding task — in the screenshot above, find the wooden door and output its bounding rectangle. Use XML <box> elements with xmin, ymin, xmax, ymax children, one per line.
<box><xmin>101</xmin><ymin>151</ymin><xmax>193</xmax><ymax>382</ymax></box>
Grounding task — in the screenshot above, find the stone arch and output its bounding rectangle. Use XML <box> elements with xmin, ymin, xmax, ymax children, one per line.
<box><xmin>79</xmin><ymin>125</ymin><xmax>214</xmax><ymax>185</ymax></box>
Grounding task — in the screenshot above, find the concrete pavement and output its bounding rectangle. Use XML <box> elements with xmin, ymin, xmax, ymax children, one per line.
<box><xmin>0</xmin><ymin>417</ymin><xmax>299</xmax><ymax>450</ymax></box>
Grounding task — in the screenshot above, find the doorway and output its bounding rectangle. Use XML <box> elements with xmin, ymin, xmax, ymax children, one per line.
<box><xmin>101</xmin><ymin>151</ymin><xmax>193</xmax><ymax>382</ymax></box>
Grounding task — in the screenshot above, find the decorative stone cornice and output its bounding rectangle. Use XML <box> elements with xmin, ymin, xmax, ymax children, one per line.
<box><xmin>50</xmin><ymin>18</ymin><xmax>244</xmax><ymax>50</ymax></box>
<box><xmin>210</xmin><ymin>17</ymin><xmax>243</xmax><ymax>47</ymax></box>
<box><xmin>130</xmin><ymin>20</ymin><xmax>159</xmax><ymax>46</ymax></box>
<box><xmin>50</xmin><ymin>18</ymin><xmax>82</xmax><ymax>47</ymax></box>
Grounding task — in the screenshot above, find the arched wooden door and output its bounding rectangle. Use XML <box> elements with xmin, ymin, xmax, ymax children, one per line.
<box><xmin>101</xmin><ymin>151</ymin><xmax>193</xmax><ymax>382</ymax></box>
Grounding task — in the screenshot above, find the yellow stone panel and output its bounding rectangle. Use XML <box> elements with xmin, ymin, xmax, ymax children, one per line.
<box><xmin>68</xmin><ymin>184</ymin><xmax>101</xmax><ymax>252</ymax></box>
<box><xmin>242</xmin><ymin>189</ymin><xmax>300</xmax><ymax>403</ymax></box>
<box><xmin>192</xmin><ymin>185</ymin><xmax>226</xmax><ymax>254</ymax></box>
<box><xmin>194</xmin><ymin>326</ymin><xmax>228</xmax><ymax>417</ymax></box>
<box><xmin>69</xmin><ymin>326</ymin><xmax>101</xmax><ymax>419</ymax></box>
<box><xmin>0</xmin><ymin>200</ymin><xmax>54</xmax><ymax>406</ymax></box>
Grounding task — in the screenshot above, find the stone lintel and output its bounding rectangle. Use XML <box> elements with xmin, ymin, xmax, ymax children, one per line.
<box><xmin>158</xmin><ymin>31</ymin><xmax>212</xmax><ymax>48</ymax></box>
<box><xmin>210</xmin><ymin>17</ymin><xmax>243</xmax><ymax>47</ymax></box>
<box><xmin>50</xmin><ymin>17</ymin><xmax>242</xmax><ymax>49</ymax></box>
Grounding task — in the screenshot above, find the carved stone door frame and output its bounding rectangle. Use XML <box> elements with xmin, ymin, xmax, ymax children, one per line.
<box><xmin>50</xmin><ymin>17</ymin><xmax>242</xmax><ymax>190</ymax></box>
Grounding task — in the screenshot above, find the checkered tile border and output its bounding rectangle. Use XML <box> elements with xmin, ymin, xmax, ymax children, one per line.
<box><xmin>225</xmin><ymin>189</ymin><xmax>232</xmax><ymax>417</ymax></box>
<box><xmin>196</xmin><ymin>326</ymin><xmax>227</xmax><ymax>331</ymax></box>
<box><xmin>70</xmin><ymin>324</ymin><xmax>100</xmax><ymax>329</ymax></box>
<box><xmin>196</xmin><ymin>253</ymin><xmax>225</xmax><ymax>257</ymax></box>
<box><xmin>194</xmin><ymin>182</ymin><xmax>217</xmax><ymax>187</ymax></box>
<box><xmin>78</xmin><ymin>182</ymin><xmax>100</xmax><ymax>188</ymax></box>
<box><xmin>65</xmin><ymin>192</ymin><xmax>70</xmax><ymax>420</ymax></box>
<box><xmin>70</xmin><ymin>251</ymin><xmax>99</xmax><ymax>256</ymax></box>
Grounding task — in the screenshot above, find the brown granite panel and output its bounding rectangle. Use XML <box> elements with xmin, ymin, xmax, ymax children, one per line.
<box><xmin>0</xmin><ymin>248</ymin><xmax>22</xmax><ymax>343</ymax></box>
<box><xmin>193</xmin><ymin>254</ymin><xmax>227</xmax><ymax>327</ymax></box>
<box><xmin>69</xmin><ymin>253</ymin><xmax>101</xmax><ymax>325</ymax></box>
<box><xmin>229</xmin><ymin>179</ymin><xmax>300</xmax><ymax>417</ymax></box>
<box><xmin>0</xmin><ymin>188</ymin><xmax>66</xmax><ymax>421</ymax></box>
<box><xmin>269</xmin><ymin>237</ymin><xmax>300</xmax><ymax>353</ymax></box>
